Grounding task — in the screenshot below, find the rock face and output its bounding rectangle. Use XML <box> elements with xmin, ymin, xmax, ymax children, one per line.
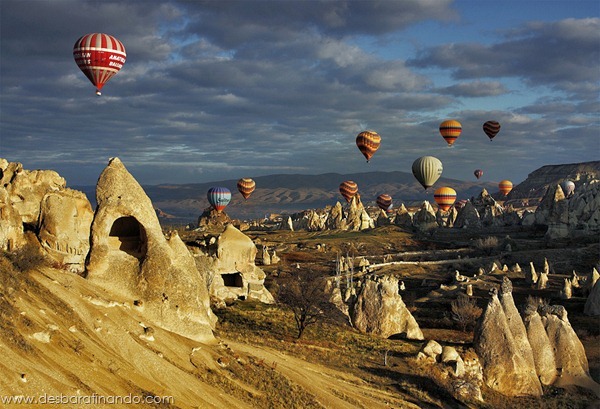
<box><xmin>472</xmin><ymin>189</ymin><xmax>504</xmax><ymax>227</ymax></box>
<box><xmin>348</xmin><ymin>275</ymin><xmax>423</xmax><ymax>340</ymax></box>
<box><xmin>453</xmin><ymin>201</ymin><xmax>481</xmax><ymax>229</ymax></box>
<box><xmin>412</xmin><ymin>201</ymin><xmax>438</xmax><ymax>231</ymax></box>
<box><xmin>393</xmin><ymin>204</ymin><xmax>413</xmax><ymax>228</ymax></box>
<box><xmin>206</xmin><ymin>224</ymin><xmax>275</xmax><ymax>304</ymax></box>
<box><xmin>474</xmin><ymin>287</ymin><xmax>543</xmax><ymax>396</ymax></box>
<box><xmin>85</xmin><ymin>157</ymin><xmax>216</xmax><ymax>343</ymax></box>
<box><xmin>38</xmin><ymin>189</ymin><xmax>94</xmax><ymax>272</ymax></box>
<box><xmin>475</xmin><ymin>279</ymin><xmax>598</xmax><ymax>397</ymax></box>
<box><xmin>584</xmin><ymin>280</ymin><xmax>600</xmax><ymax>316</ymax></box>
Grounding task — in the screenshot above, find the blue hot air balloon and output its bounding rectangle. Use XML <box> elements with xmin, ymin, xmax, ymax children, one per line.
<box><xmin>207</xmin><ymin>187</ymin><xmax>231</xmax><ymax>212</ymax></box>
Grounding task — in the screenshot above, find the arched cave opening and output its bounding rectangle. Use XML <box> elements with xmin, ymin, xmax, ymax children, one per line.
<box><xmin>109</xmin><ymin>216</ymin><xmax>147</xmax><ymax>258</ymax></box>
<box><xmin>222</xmin><ymin>272</ymin><xmax>243</xmax><ymax>288</ymax></box>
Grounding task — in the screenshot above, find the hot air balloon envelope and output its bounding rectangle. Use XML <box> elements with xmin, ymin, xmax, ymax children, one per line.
<box><xmin>474</xmin><ymin>169</ymin><xmax>484</xmax><ymax>180</ymax></box>
<box><xmin>339</xmin><ymin>181</ymin><xmax>358</xmax><ymax>203</ymax></box>
<box><xmin>376</xmin><ymin>194</ymin><xmax>393</xmax><ymax>212</ymax></box>
<box><xmin>483</xmin><ymin>121</ymin><xmax>501</xmax><ymax>140</ymax></box>
<box><xmin>498</xmin><ymin>180</ymin><xmax>513</xmax><ymax>196</ymax></box>
<box><xmin>439</xmin><ymin>120</ymin><xmax>462</xmax><ymax>146</ymax></box>
<box><xmin>73</xmin><ymin>33</ymin><xmax>126</xmax><ymax>95</ymax></box>
<box><xmin>356</xmin><ymin>131</ymin><xmax>381</xmax><ymax>162</ymax></box>
<box><xmin>237</xmin><ymin>178</ymin><xmax>256</xmax><ymax>200</ymax></box>
<box><xmin>207</xmin><ymin>187</ymin><xmax>231</xmax><ymax>212</ymax></box>
<box><xmin>560</xmin><ymin>180</ymin><xmax>575</xmax><ymax>197</ymax></box>
<box><xmin>434</xmin><ymin>187</ymin><xmax>457</xmax><ymax>212</ymax></box>
<box><xmin>412</xmin><ymin>156</ymin><xmax>443</xmax><ymax>190</ymax></box>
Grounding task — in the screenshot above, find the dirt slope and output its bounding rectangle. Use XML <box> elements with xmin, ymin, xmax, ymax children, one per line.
<box><xmin>0</xmin><ymin>266</ymin><xmax>417</xmax><ymax>408</ymax></box>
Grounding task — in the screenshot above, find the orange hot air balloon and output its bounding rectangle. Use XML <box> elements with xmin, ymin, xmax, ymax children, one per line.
<box><xmin>73</xmin><ymin>33</ymin><xmax>126</xmax><ymax>96</ymax></box>
<box><xmin>356</xmin><ymin>130</ymin><xmax>381</xmax><ymax>162</ymax></box>
<box><xmin>439</xmin><ymin>120</ymin><xmax>462</xmax><ymax>146</ymax></box>
<box><xmin>483</xmin><ymin>120</ymin><xmax>501</xmax><ymax>141</ymax></box>
<box><xmin>237</xmin><ymin>178</ymin><xmax>256</xmax><ymax>200</ymax></box>
<box><xmin>339</xmin><ymin>181</ymin><xmax>358</xmax><ymax>203</ymax></box>
<box><xmin>498</xmin><ymin>180</ymin><xmax>513</xmax><ymax>196</ymax></box>
<box><xmin>433</xmin><ymin>187</ymin><xmax>457</xmax><ymax>211</ymax></box>
<box><xmin>376</xmin><ymin>194</ymin><xmax>393</xmax><ymax>212</ymax></box>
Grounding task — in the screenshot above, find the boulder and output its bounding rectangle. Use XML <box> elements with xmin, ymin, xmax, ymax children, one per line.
<box><xmin>417</xmin><ymin>339</ymin><xmax>442</xmax><ymax>363</ymax></box>
<box><xmin>85</xmin><ymin>158</ymin><xmax>216</xmax><ymax>343</ymax></box>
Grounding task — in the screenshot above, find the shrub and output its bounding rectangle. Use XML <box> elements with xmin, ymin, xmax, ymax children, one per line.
<box><xmin>473</xmin><ymin>236</ymin><xmax>499</xmax><ymax>255</ymax></box>
<box><xmin>451</xmin><ymin>294</ymin><xmax>482</xmax><ymax>332</ymax></box>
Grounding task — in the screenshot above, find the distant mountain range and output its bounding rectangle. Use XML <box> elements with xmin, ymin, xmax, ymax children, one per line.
<box><xmin>74</xmin><ymin>161</ymin><xmax>599</xmax><ymax>224</ymax></box>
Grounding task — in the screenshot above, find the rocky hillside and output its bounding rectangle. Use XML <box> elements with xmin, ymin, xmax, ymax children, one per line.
<box><xmin>507</xmin><ymin>161</ymin><xmax>600</xmax><ymax>203</ymax></box>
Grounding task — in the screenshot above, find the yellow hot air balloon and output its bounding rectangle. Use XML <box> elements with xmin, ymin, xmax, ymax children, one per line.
<box><xmin>237</xmin><ymin>178</ymin><xmax>256</xmax><ymax>200</ymax></box>
<box><xmin>339</xmin><ymin>180</ymin><xmax>358</xmax><ymax>202</ymax></box>
<box><xmin>356</xmin><ymin>130</ymin><xmax>381</xmax><ymax>162</ymax></box>
<box><xmin>412</xmin><ymin>156</ymin><xmax>443</xmax><ymax>190</ymax></box>
<box><xmin>498</xmin><ymin>180</ymin><xmax>513</xmax><ymax>196</ymax></box>
<box><xmin>439</xmin><ymin>120</ymin><xmax>462</xmax><ymax>146</ymax></box>
<box><xmin>434</xmin><ymin>187</ymin><xmax>457</xmax><ymax>211</ymax></box>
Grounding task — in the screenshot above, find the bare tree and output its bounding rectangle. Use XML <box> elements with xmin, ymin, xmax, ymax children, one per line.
<box><xmin>278</xmin><ymin>269</ymin><xmax>332</xmax><ymax>339</ymax></box>
<box><xmin>451</xmin><ymin>294</ymin><xmax>482</xmax><ymax>332</ymax></box>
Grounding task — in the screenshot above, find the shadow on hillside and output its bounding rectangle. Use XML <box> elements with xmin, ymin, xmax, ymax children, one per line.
<box><xmin>360</xmin><ymin>365</ymin><xmax>468</xmax><ymax>409</ymax></box>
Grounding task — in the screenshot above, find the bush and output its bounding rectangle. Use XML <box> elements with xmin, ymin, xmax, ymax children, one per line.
<box><xmin>473</xmin><ymin>236</ymin><xmax>499</xmax><ymax>255</ymax></box>
<box><xmin>451</xmin><ymin>295</ymin><xmax>482</xmax><ymax>332</ymax></box>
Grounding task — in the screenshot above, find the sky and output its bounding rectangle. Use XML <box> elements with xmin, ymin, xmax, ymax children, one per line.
<box><xmin>1</xmin><ymin>0</ymin><xmax>599</xmax><ymax>188</ymax></box>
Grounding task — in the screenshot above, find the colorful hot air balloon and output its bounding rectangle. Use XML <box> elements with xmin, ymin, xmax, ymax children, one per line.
<box><xmin>439</xmin><ymin>120</ymin><xmax>462</xmax><ymax>146</ymax></box>
<box><xmin>474</xmin><ymin>169</ymin><xmax>484</xmax><ymax>180</ymax></box>
<box><xmin>356</xmin><ymin>131</ymin><xmax>381</xmax><ymax>162</ymax></box>
<box><xmin>237</xmin><ymin>178</ymin><xmax>256</xmax><ymax>200</ymax></box>
<box><xmin>73</xmin><ymin>33</ymin><xmax>126</xmax><ymax>96</ymax></box>
<box><xmin>483</xmin><ymin>120</ymin><xmax>501</xmax><ymax>141</ymax></box>
<box><xmin>376</xmin><ymin>194</ymin><xmax>393</xmax><ymax>212</ymax></box>
<box><xmin>498</xmin><ymin>180</ymin><xmax>513</xmax><ymax>196</ymax></box>
<box><xmin>412</xmin><ymin>156</ymin><xmax>443</xmax><ymax>190</ymax></box>
<box><xmin>560</xmin><ymin>180</ymin><xmax>575</xmax><ymax>197</ymax></box>
<box><xmin>339</xmin><ymin>181</ymin><xmax>358</xmax><ymax>203</ymax></box>
<box><xmin>207</xmin><ymin>187</ymin><xmax>231</xmax><ymax>212</ymax></box>
<box><xmin>434</xmin><ymin>187</ymin><xmax>457</xmax><ymax>212</ymax></box>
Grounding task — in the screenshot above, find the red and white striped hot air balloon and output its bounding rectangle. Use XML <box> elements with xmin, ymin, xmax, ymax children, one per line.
<box><xmin>73</xmin><ymin>33</ymin><xmax>126</xmax><ymax>95</ymax></box>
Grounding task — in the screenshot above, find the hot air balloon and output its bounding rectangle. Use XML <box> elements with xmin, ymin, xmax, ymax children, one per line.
<box><xmin>376</xmin><ymin>194</ymin><xmax>393</xmax><ymax>212</ymax></box>
<box><xmin>339</xmin><ymin>181</ymin><xmax>358</xmax><ymax>203</ymax></box>
<box><xmin>483</xmin><ymin>120</ymin><xmax>501</xmax><ymax>141</ymax></box>
<box><xmin>412</xmin><ymin>156</ymin><xmax>443</xmax><ymax>190</ymax></box>
<box><xmin>434</xmin><ymin>187</ymin><xmax>457</xmax><ymax>212</ymax></box>
<box><xmin>474</xmin><ymin>169</ymin><xmax>484</xmax><ymax>180</ymax></box>
<box><xmin>73</xmin><ymin>33</ymin><xmax>126</xmax><ymax>96</ymax></box>
<box><xmin>498</xmin><ymin>180</ymin><xmax>513</xmax><ymax>196</ymax></box>
<box><xmin>207</xmin><ymin>187</ymin><xmax>231</xmax><ymax>212</ymax></box>
<box><xmin>439</xmin><ymin>120</ymin><xmax>462</xmax><ymax>146</ymax></box>
<box><xmin>356</xmin><ymin>131</ymin><xmax>381</xmax><ymax>162</ymax></box>
<box><xmin>237</xmin><ymin>178</ymin><xmax>256</xmax><ymax>200</ymax></box>
<box><xmin>560</xmin><ymin>180</ymin><xmax>575</xmax><ymax>197</ymax></box>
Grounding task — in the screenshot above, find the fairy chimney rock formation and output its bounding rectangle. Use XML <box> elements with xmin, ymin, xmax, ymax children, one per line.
<box><xmin>474</xmin><ymin>287</ymin><xmax>543</xmax><ymax>396</ymax></box>
<box><xmin>208</xmin><ymin>224</ymin><xmax>275</xmax><ymax>304</ymax></box>
<box><xmin>413</xmin><ymin>201</ymin><xmax>438</xmax><ymax>231</ymax></box>
<box><xmin>453</xmin><ymin>201</ymin><xmax>482</xmax><ymax>229</ymax></box>
<box><xmin>523</xmin><ymin>303</ymin><xmax>557</xmax><ymax>385</ymax></box>
<box><xmin>349</xmin><ymin>275</ymin><xmax>423</xmax><ymax>340</ymax></box>
<box><xmin>85</xmin><ymin>157</ymin><xmax>216</xmax><ymax>343</ymax></box>
<box><xmin>38</xmin><ymin>188</ymin><xmax>94</xmax><ymax>272</ymax></box>
<box><xmin>584</xmin><ymin>280</ymin><xmax>600</xmax><ymax>316</ymax></box>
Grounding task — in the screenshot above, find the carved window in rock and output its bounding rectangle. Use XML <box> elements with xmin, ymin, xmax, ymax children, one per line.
<box><xmin>222</xmin><ymin>272</ymin><xmax>243</xmax><ymax>288</ymax></box>
<box><xmin>109</xmin><ymin>216</ymin><xmax>147</xmax><ymax>258</ymax></box>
